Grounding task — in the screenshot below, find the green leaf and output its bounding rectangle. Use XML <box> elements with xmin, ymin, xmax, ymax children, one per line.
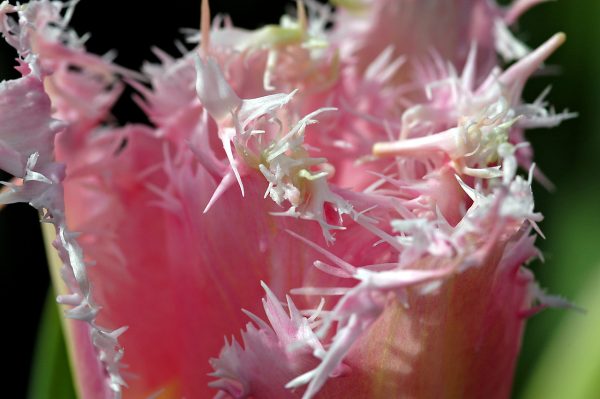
<box><xmin>520</xmin><ymin>266</ymin><xmax>600</xmax><ymax>399</ymax></box>
<box><xmin>28</xmin><ymin>289</ymin><xmax>77</xmax><ymax>399</ymax></box>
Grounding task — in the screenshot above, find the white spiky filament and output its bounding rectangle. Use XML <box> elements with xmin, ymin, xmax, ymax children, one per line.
<box><xmin>375</xmin><ymin>34</ymin><xmax>574</xmax><ymax>178</ymax></box>
<box><xmin>194</xmin><ymin>52</ymin><xmax>354</xmax><ymax>241</ymax></box>
<box><xmin>209</xmin><ymin>282</ymin><xmax>337</xmax><ymax>399</ymax></box>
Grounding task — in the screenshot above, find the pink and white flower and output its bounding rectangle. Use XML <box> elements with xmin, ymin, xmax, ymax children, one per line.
<box><xmin>0</xmin><ymin>0</ymin><xmax>576</xmax><ymax>398</ymax></box>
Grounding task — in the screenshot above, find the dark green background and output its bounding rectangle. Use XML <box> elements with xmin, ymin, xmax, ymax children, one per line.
<box><xmin>1</xmin><ymin>1</ymin><xmax>598</xmax><ymax>398</ymax></box>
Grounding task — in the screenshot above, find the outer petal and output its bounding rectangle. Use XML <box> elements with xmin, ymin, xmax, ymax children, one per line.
<box><xmin>0</xmin><ymin>73</ymin><xmax>60</xmax><ymax>177</ymax></box>
<box><xmin>209</xmin><ymin>189</ymin><xmax>542</xmax><ymax>399</ymax></box>
<box><xmin>0</xmin><ymin>43</ymin><xmax>124</xmax><ymax>399</ymax></box>
<box><xmin>334</xmin><ymin>232</ymin><xmax>535</xmax><ymax>398</ymax></box>
<box><xmin>59</xmin><ymin>123</ymin><xmax>336</xmax><ymax>397</ymax></box>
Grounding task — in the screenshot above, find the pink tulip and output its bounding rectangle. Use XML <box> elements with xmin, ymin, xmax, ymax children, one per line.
<box><xmin>0</xmin><ymin>0</ymin><xmax>576</xmax><ymax>398</ymax></box>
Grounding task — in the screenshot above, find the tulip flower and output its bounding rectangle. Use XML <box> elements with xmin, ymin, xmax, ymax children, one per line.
<box><xmin>0</xmin><ymin>0</ymin><xmax>577</xmax><ymax>398</ymax></box>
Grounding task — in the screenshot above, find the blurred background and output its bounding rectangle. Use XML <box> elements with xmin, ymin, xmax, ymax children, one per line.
<box><xmin>1</xmin><ymin>1</ymin><xmax>599</xmax><ymax>398</ymax></box>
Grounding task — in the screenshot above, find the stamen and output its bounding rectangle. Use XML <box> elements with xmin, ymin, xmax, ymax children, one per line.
<box><xmin>372</xmin><ymin>127</ymin><xmax>456</xmax><ymax>158</ymax></box>
<box><xmin>296</xmin><ymin>0</ymin><xmax>307</xmax><ymax>31</ymax></box>
<box><xmin>200</xmin><ymin>0</ymin><xmax>211</xmax><ymax>56</ymax></box>
<box><xmin>290</xmin><ymin>286</ymin><xmax>351</xmax><ymax>296</ymax></box>
<box><xmin>307</xmin><ymin>298</ymin><xmax>326</xmax><ymax>323</ymax></box>
<box><xmin>500</xmin><ymin>33</ymin><xmax>566</xmax><ymax>96</ymax></box>
<box><xmin>286</xmin><ymin>229</ymin><xmax>357</xmax><ymax>274</ymax></box>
